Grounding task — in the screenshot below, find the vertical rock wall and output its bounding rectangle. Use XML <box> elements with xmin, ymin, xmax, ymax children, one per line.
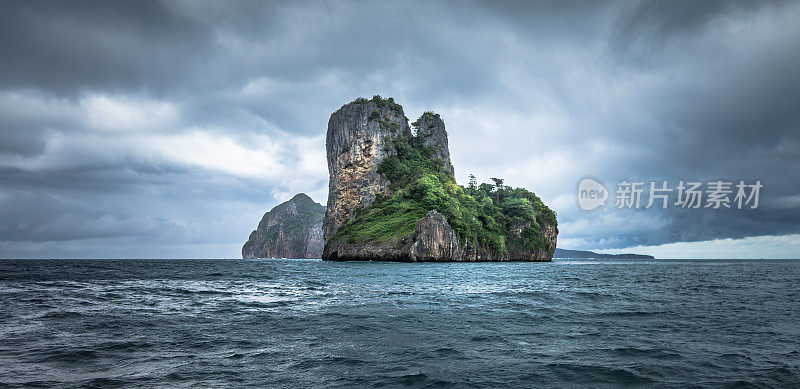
<box><xmin>323</xmin><ymin>99</ymin><xmax>410</xmax><ymax>241</ymax></box>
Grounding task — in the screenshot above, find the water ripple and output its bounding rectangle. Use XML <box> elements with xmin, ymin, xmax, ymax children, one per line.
<box><xmin>0</xmin><ymin>258</ymin><xmax>798</xmax><ymax>387</ymax></box>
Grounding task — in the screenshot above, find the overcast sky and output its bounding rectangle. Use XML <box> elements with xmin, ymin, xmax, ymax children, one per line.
<box><xmin>1</xmin><ymin>0</ymin><xmax>798</xmax><ymax>259</ymax></box>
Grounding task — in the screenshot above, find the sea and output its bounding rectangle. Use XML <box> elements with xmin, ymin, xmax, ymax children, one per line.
<box><xmin>1</xmin><ymin>258</ymin><xmax>798</xmax><ymax>388</ymax></box>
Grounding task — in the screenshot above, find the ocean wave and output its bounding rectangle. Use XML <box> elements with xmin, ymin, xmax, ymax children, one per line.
<box><xmin>1</xmin><ymin>258</ymin><xmax>798</xmax><ymax>387</ymax></box>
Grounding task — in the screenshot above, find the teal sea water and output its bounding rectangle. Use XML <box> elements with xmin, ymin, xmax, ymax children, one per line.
<box><xmin>1</xmin><ymin>258</ymin><xmax>798</xmax><ymax>387</ymax></box>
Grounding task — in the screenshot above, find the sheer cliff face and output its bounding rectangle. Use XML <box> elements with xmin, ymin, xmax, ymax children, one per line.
<box><xmin>242</xmin><ymin>193</ymin><xmax>325</xmax><ymax>259</ymax></box>
<box><xmin>323</xmin><ymin>99</ymin><xmax>410</xmax><ymax>241</ymax></box>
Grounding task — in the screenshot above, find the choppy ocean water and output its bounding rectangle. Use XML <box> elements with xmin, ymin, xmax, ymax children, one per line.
<box><xmin>1</xmin><ymin>258</ymin><xmax>798</xmax><ymax>388</ymax></box>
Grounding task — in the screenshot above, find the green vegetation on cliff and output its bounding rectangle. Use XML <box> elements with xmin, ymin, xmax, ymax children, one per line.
<box><xmin>265</xmin><ymin>193</ymin><xmax>324</xmax><ymax>239</ymax></box>
<box><xmin>331</xmin><ymin>98</ymin><xmax>557</xmax><ymax>255</ymax></box>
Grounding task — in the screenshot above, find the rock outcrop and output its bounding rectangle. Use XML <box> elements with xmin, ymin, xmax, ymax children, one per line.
<box><xmin>322</xmin><ymin>96</ymin><xmax>558</xmax><ymax>262</ymax></box>
<box><xmin>242</xmin><ymin>193</ymin><xmax>325</xmax><ymax>259</ymax></box>
<box><xmin>409</xmin><ymin>211</ymin><xmax>462</xmax><ymax>260</ymax></box>
<box><xmin>324</xmin><ymin>210</ymin><xmax>463</xmax><ymax>261</ymax></box>
<box><xmin>323</xmin><ymin>97</ymin><xmax>410</xmax><ymax>242</ymax></box>
<box><xmin>414</xmin><ymin>112</ymin><xmax>454</xmax><ymax>175</ymax></box>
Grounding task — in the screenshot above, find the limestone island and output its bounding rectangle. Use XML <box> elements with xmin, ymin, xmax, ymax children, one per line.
<box><xmin>242</xmin><ymin>193</ymin><xmax>324</xmax><ymax>259</ymax></box>
<box><xmin>322</xmin><ymin>96</ymin><xmax>558</xmax><ymax>261</ymax></box>
<box><xmin>242</xmin><ymin>96</ymin><xmax>558</xmax><ymax>261</ymax></box>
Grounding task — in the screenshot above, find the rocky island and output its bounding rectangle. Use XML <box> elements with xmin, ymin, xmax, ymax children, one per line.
<box><xmin>242</xmin><ymin>193</ymin><xmax>325</xmax><ymax>259</ymax></box>
<box><xmin>322</xmin><ymin>96</ymin><xmax>558</xmax><ymax>261</ymax></box>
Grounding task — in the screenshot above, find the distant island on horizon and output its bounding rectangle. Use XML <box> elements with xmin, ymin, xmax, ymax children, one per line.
<box><xmin>553</xmin><ymin>248</ymin><xmax>655</xmax><ymax>260</ymax></box>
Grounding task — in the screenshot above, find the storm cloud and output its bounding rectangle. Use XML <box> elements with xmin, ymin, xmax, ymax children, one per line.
<box><xmin>0</xmin><ymin>0</ymin><xmax>798</xmax><ymax>258</ymax></box>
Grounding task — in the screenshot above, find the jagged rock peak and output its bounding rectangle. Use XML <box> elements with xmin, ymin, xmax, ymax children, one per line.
<box><xmin>413</xmin><ymin>111</ymin><xmax>454</xmax><ymax>175</ymax></box>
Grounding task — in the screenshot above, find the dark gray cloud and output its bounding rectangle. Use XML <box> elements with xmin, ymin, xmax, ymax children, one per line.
<box><xmin>0</xmin><ymin>0</ymin><xmax>211</xmax><ymax>94</ymax></box>
<box><xmin>0</xmin><ymin>0</ymin><xmax>798</xmax><ymax>258</ymax></box>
